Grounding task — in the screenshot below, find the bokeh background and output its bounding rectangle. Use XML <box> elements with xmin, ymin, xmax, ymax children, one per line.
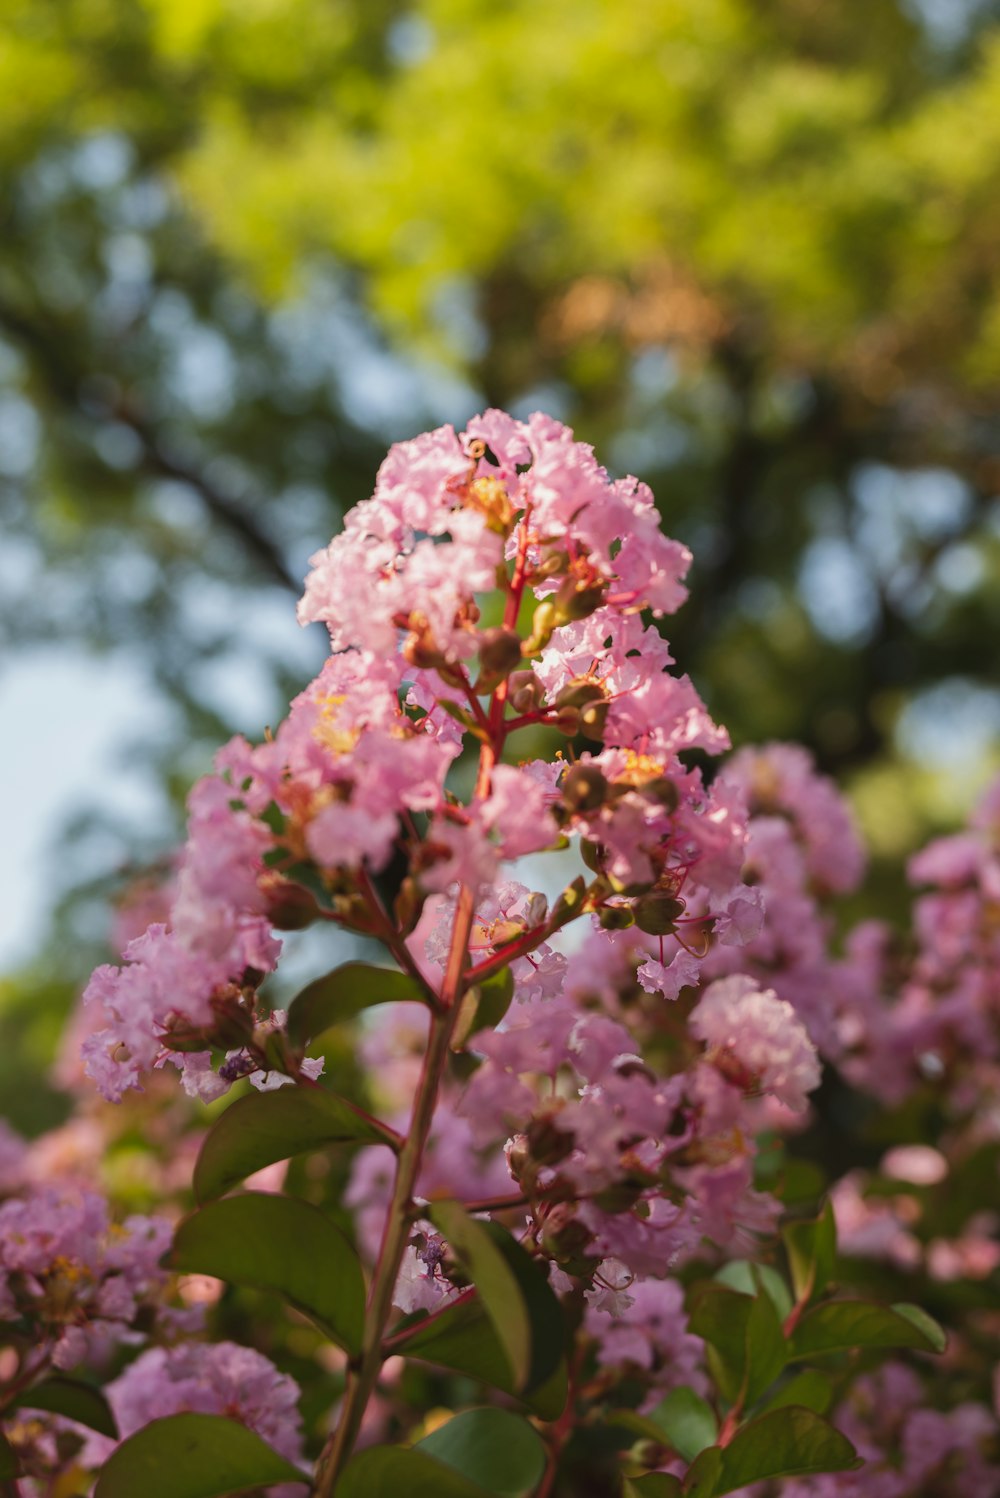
<box><xmin>3</xmin><ymin>0</ymin><xmax>1000</xmax><ymax>1130</ymax></box>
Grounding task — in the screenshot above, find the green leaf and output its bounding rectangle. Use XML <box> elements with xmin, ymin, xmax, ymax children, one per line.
<box><xmin>193</xmin><ymin>1086</ymin><xmax>396</xmax><ymax>1203</ymax></box>
<box><xmin>714</xmin><ymin>1261</ymin><xmax>793</xmax><ymax>1321</ymax></box>
<box><xmin>890</xmin><ymin>1302</ymin><xmax>949</xmax><ymax>1353</ymax></box>
<box><xmin>337</xmin><ymin>1444</ymin><xmax>494</xmax><ymax>1497</ymax></box>
<box><xmin>286</xmin><ymin>962</ymin><xmax>427</xmax><ymax>1047</ymax></box>
<box><xmin>682</xmin><ymin>1444</ymin><xmax>723</xmax><ymax>1497</ymax></box>
<box><xmin>743</xmin><ymin>1277</ymin><xmax>787</xmax><ymax>1405</ymax></box>
<box><xmin>16</xmin><ymin>1375</ymin><xmax>118</xmax><ymax>1437</ymax></box>
<box><xmin>418</xmin><ymin>1408</ymin><xmax>547</xmax><ymax>1497</ymax></box>
<box><xmin>400</xmin><ymin>1229</ymin><xmax>567</xmax><ymax>1418</ymax></box>
<box><xmin>453</xmin><ymin>966</ymin><xmax>515</xmax><ymax>1048</ymax></box>
<box><xmin>687</xmin><ymin>1285</ymin><xmax>752</xmax><ymax>1404</ymax></box>
<box><xmin>789</xmin><ymin>1300</ymin><xmax>947</xmax><ymax>1361</ymax></box>
<box><xmin>709</xmin><ymin>1407</ymin><xmax>861</xmax><ymax>1494</ymax></box>
<box><xmin>92</xmin><ymin>1414</ymin><xmax>308</xmax><ymax>1497</ymax></box>
<box><xmin>646</xmin><ymin>1389</ymin><xmax>717</xmax><ymax>1464</ymax></box>
<box><xmin>167</xmin><ymin>1193</ymin><xmax>365</xmax><ymax>1353</ymax></box>
<box><xmin>0</xmin><ymin>1432</ymin><xmax>19</xmax><ymax>1479</ymax></box>
<box><xmin>758</xmin><ymin>1368</ymin><xmax>834</xmax><ymax>1417</ymax></box>
<box><xmin>783</xmin><ymin>1201</ymin><xmax>836</xmax><ymax>1304</ymax></box>
<box><xmin>428</xmin><ymin>1202</ymin><xmax>532</xmax><ymax>1389</ymax></box>
<box><xmin>623</xmin><ymin>1476</ymin><xmax>683</xmax><ymax>1497</ymax></box>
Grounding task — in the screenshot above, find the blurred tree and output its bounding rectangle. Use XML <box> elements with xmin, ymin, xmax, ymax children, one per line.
<box><xmin>3</xmin><ymin>0</ymin><xmax>1000</xmax><ymax>979</ymax></box>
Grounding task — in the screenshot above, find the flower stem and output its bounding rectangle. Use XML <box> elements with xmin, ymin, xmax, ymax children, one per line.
<box><xmin>313</xmin><ymin>736</ymin><xmax>498</xmax><ymax>1494</ymax></box>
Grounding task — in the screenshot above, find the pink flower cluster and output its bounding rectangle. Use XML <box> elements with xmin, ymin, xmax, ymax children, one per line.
<box><xmin>0</xmin><ymin>1186</ymin><xmax>176</xmax><ymax>1368</ymax></box>
<box><xmin>81</xmin><ymin>1340</ymin><xmax>304</xmax><ymax>1476</ymax></box>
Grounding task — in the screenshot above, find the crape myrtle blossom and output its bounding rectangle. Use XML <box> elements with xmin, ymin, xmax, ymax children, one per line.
<box><xmin>80</xmin><ymin>407</ymin><xmax>758</xmax><ymax>1115</ymax></box>
<box><xmin>0</xmin><ymin>1186</ymin><xmax>182</xmax><ymax>1369</ymax></box>
<box><xmin>72</xmin><ymin>408</ymin><xmax>879</xmax><ymax>1493</ymax></box>
<box><xmin>834</xmin><ymin>772</ymin><xmax>1000</xmax><ymax>1104</ymax></box>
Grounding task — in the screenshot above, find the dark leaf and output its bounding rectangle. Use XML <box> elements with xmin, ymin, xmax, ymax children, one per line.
<box><xmin>167</xmin><ymin>1193</ymin><xmax>365</xmax><ymax>1353</ymax></box>
<box><xmin>709</xmin><ymin>1407</ymin><xmax>861</xmax><ymax>1494</ymax></box>
<box><xmin>337</xmin><ymin>1444</ymin><xmax>494</xmax><ymax>1497</ymax></box>
<box><xmin>92</xmin><ymin>1414</ymin><xmax>308</xmax><ymax>1496</ymax></box>
<box><xmin>789</xmin><ymin>1300</ymin><xmax>947</xmax><ymax>1361</ymax></box>
<box><xmin>428</xmin><ymin>1202</ymin><xmax>532</xmax><ymax>1389</ymax></box>
<box><xmin>418</xmin><ymin>1407</ymin><xmax>547</xmax><ymax>1496</ymax></box>
<box><xmin>286</xmin><ymin>962</ymin><xmax>427</xmax><ymax>1047</ymax></box>
<box><xmin>16</xmin><ymin>1375</ymin><xmax>118</xmax><ymax>1437</ymax></box>
<box><xmin>193</xmin><ymin>1086</ymin><xmax>396</xmax><ymax>1203</ymax></box>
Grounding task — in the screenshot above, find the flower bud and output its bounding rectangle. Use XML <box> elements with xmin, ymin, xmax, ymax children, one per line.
<box><xmin>508</xmin><ymin>669</ymin><xmax>545</xmax><ymax>714</ymax></box>
<box><xmin>561</xmin><ymin>763</ymin><xmax>609</xmax><ymax>814</ymax></box>
<box><xmin>579</xmin><ymin>699</ymin><xmax>608</xmax><ymax>743</ymax></box>
<box><xmin>632</xmin><ymin>893</ymin><xmax>686</xmax><ymax>935</ymax></box>
<box><xmin>527</xmin><ymin>1103</ymin><xmax>575</xmax><ymax>1166</ymax></box>
<box><xmin>476</xmin><ymin>626</ymin><xmax>524</xmax><ymax>687</ymax></box>
<box><xmin>259</xmin><ymin>872</ymin><xmax>320</xmax><ymax>930</ymax></box>
<box><xmin>598</xmin><ymin>903</ymin><xmax>635</xmax><ymax>930</ymax></box>
<box><xmin>553</xmin><ymin>575</ymin><xmax>606</xmax><ymax>624</ymax></box>
<box><xmin>555</xmin><ymin>677</ymin><xmax>606</xmax><ymax>711</ymax></box>
<box><xmin>524</xmin><ymin>600</ymin><xmax>557</xmax><ymax>653</ymax></box>
<box><xmin>539</xmin><ymin>1203</ymin><xmax>595</xmax><ymax>1274</ymax></box>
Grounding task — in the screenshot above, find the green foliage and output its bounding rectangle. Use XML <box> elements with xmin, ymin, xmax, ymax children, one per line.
<box><xmin>92</xmin><ymin>1413</ymin><xmax>308</xmax><ymax>1496</ymax></box>
<box><xmin>192</xmin><ymin>1084</ymin><xmax>396</xmax><ymax>1203</ymax></box>
<box><xmin>337</xmin><ymin>1444</ymin><xmax>496</xmax><ymax>1498</ymax></box>
<box><xmin>683</xmin><ymin>1408</ymin><xmax>860</xmax><ymax>1496</ymax></box>
<box><xmin>397</xmin><ymin>1226</ymin><xmax>567</xmax><ymax>1417</ymax></box>
<box><xmin>645</xmin><ymin>1389</ymin><xmax>718</xmax><ymax>1464</ymax></box>
<box><xmin>14</xmin><ymin>1375</ymin><xmax>118</xmax><ymax>1438</ymax></box>
<box><xmin>788</xmin><ymin>1300</ymin><xmax>947</xmax><ymax>1360</ymax></box>
<box><xmin>417</xmin><ymin>1407</ymin><xmax>547</xmax><ymax>1496</ymax></box>
<box><xmin>783</xmin><ymin>1201</ymin><xmax>837</xmax><ymax>1304</ymax></box>
<box><xmin>167</xmin><ymin>1192</ymin><xmax>366</xmax><ymax>1352</ymax></box>
<box><xmin>426</xmin><ymin>1204</ymin><xmax>534</xmax><ymax>1390</ymax></box>
<box><xmin>286</xmin><ymin>962</ymin><xmax>430</xmax><ymax>1047</ymax></box>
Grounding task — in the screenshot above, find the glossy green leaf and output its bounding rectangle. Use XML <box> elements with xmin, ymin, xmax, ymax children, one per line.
<box><xmin>789</xmin><ymin>1300</ymin><xmax>946</xmax><ymax>1361</ymax></box>
<box><xmin>743</xmin><ymin>1278</ymin><xmax>787</xmax><ymax>1405</ymax></box>
<box><xmin>687</xmin><ymin>1285</ymin><xmax>752</xmax><ymax>1404</ymax></box>
<box><xmin>453</xmin><ymin>966</ymin><xmax>515</xmax><ymax>1048</ymax></box>
<box><xmin>400</xmin><ymin>1232</ymin><xmax>567</xmax><ymax>1419</ymax></box>
<box><xmin>890</xmin><ymin>1302</ymin><xmax>949</xmax><ymax>1353</ymax></box>
<box><xmin>0</xmin><ymin>1432</ymin><xmax>19</xmax><ymax>1479</ymax></box>
<box><xmin>714</xmin><ymin>1260</ymin><xmax>793</xmax><ymax>1321</ymax></box>
<box><xmin>623</xmin><ymin>1476</ymin><xmax>683</xmax><ymax>1497</ymax></box>
<box><xmin>193</xmin><ymin>1086</ymin><xmax>396</xmax><ymax>1203</ymax></box>
<box><xmin>167</xmin><ymin>1193</ymin><xmax>365</xmax><ymax>1353</ymax></box>
<box><xmin>92</xmin><ymin>1414</ymin><xmax>308</xmax><ymax>1497</ymax></box>
<box><xmin>682</xmin><ymin>1444</ymin><xmax>723</xmax><ymax>1498</ymax></box>
<box><xmin>286</xmin><ymin>961</ymin><xmax>427</xmax><ymax>1047</ymax></box>
<box><xmin>758</xmin><ymin>1369</ymin><xmax>835</xmax><ymax>1417</ymax></box>
<box><xmin>783</xmin><ymin>1201</ymin><xmax>836</xmax><ymax>1304</ymax></box>
<box><xmin>709</xmin><ymin>1407</ymin><xmax>861</xmax><ymax>1494</ymax></box>
<box><xmin>418</xmin><ymin>1407</ymin><xmax>547</xmax><ymax>1497</ymax></box>
<box><xmin>428</xmin><ymin>1202</ymin><xmax>531</xmax><ymax>1389</ymax></box>
<box><xmin>16</xmin><ymin>1375</ymin><xmax>118</xmax><ymax>1437</ymax></box>
<box><xmin>337</xmin><ymin>1444</ymin><xmax>494</xmax><ymax>1497</ymax></box>
<box><xmin>647</xmin><ymin>1388</ymin><xmax>718</xmax><ymax>1464</ymax></box>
